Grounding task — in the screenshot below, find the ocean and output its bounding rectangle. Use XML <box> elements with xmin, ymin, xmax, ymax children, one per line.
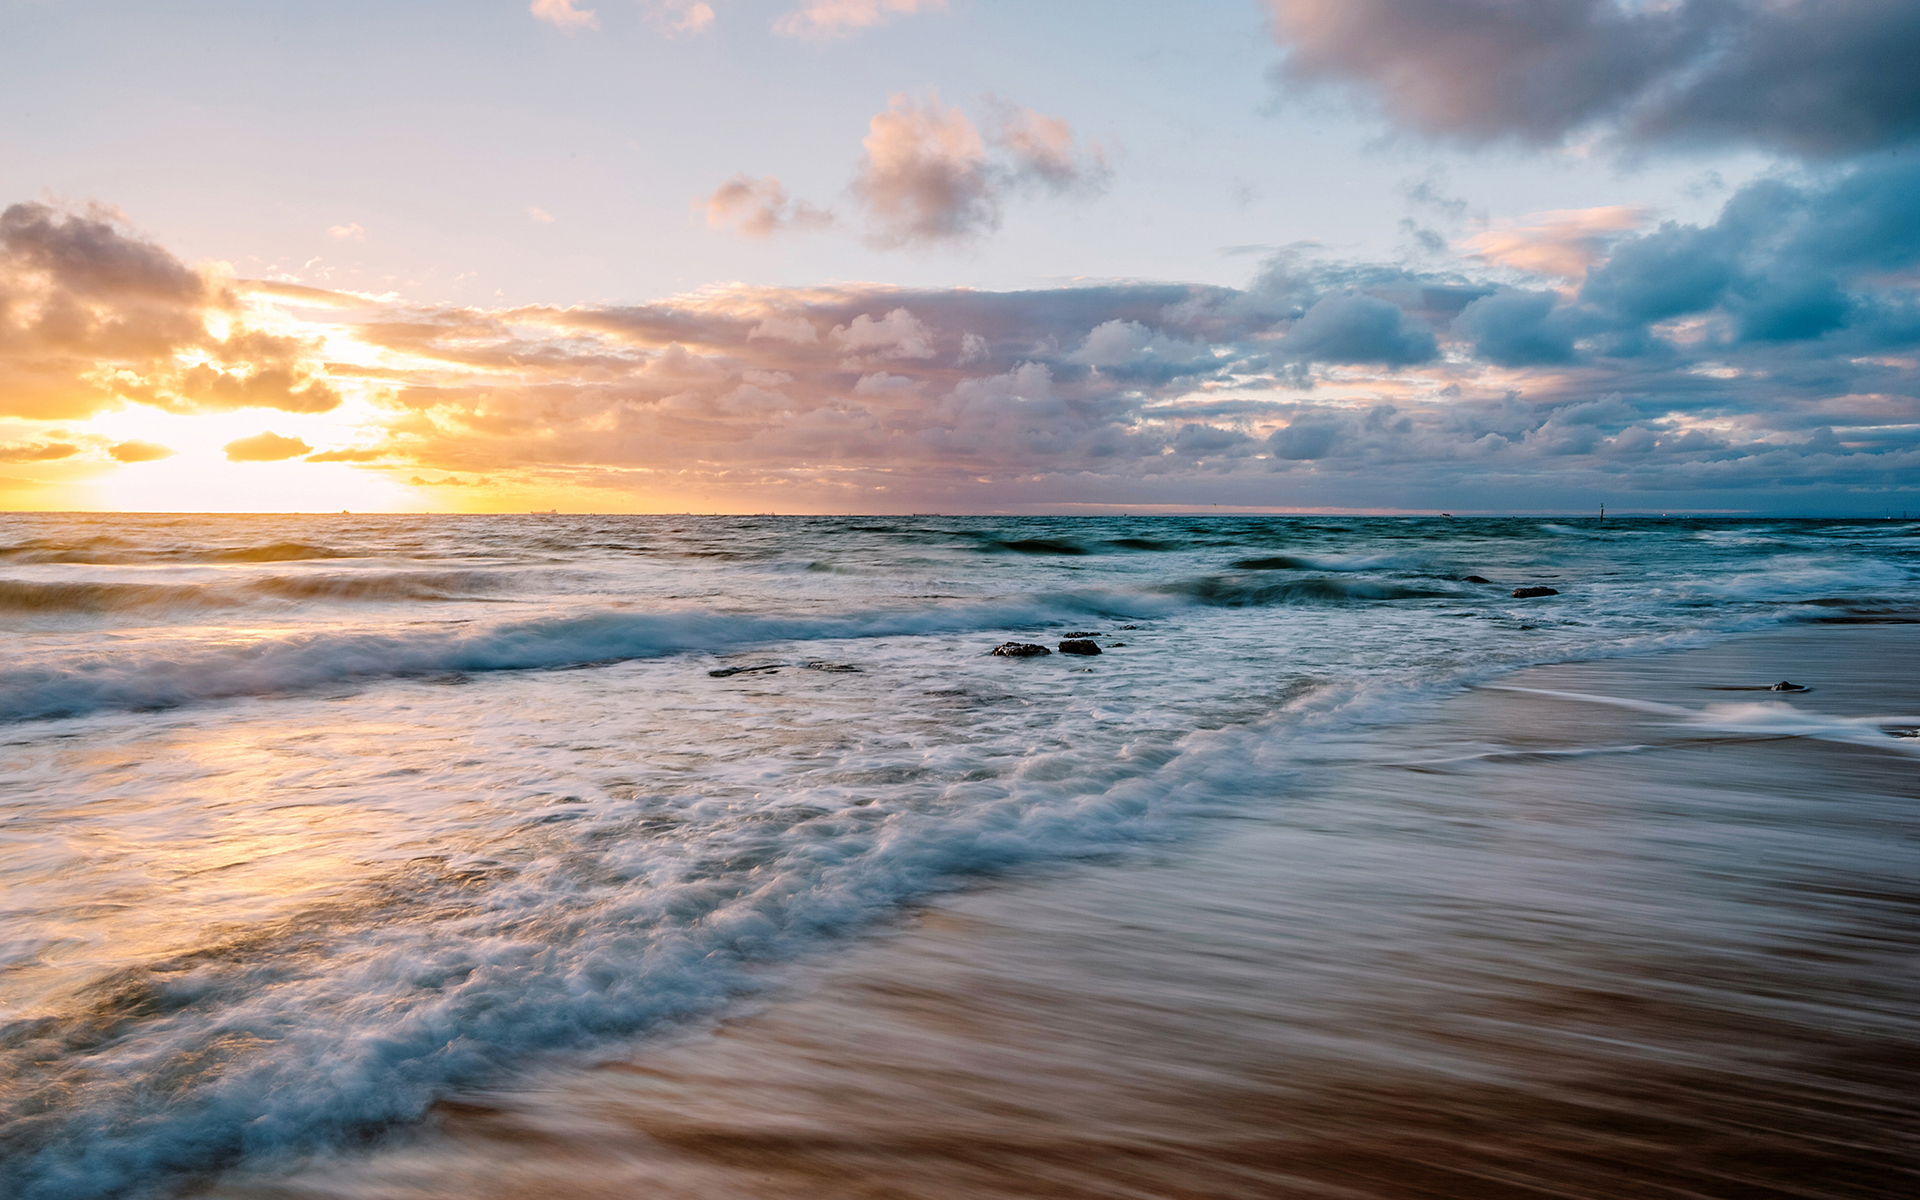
<box><xmin>2</xmin><ymin>513</ymin><xmax>1916</xmax><ymax>1199</ymax></box>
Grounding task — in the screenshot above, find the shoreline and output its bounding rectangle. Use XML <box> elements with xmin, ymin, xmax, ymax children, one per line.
<box><xmin>206</xmin><ymin>621</ymin><xmax>1920</xmax><ymax>1199</ymax></box>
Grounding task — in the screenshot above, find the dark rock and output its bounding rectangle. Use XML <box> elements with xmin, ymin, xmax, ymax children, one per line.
<box><xmin>1063</xmin><ymin>631</ymin><xmax>1101</xmax><ymax>638</ymax></box>
<box><xmin>1058</xmin><ymin>639</ymin><xmax>1101</xmax><ymax>656</ymax></box>
<box><xmin>1511</xmin><ymin>586</ymin><xmax>1560</xmax><ymax>598</ymax></box>
<box><xmin>1106</xmin><ymin>643</ymin><xmax>1127</xmax><ymax>648</ymax></box>
<box><xmin>991</xmin><ymin>642</ymin><xmax>1051</xmax><ymax>657</ymax></box>
<box><xmin>1464</xmin><ymin>575</ymin><xmax>1491</xmax><ymax>584</ymax></box>
<box><xmin>803</xmin><ymin>661</ymin><xmax>860</xmax><ymax>672</ymax></box>
<box><xmin>709</xmin><ymin>664</ymin><xmax>781</xmax><ymax>677</ymax></box>
<box><xmin>1769</xmin><ymin>680</ymin><xmax>1808</xmax><ymax>692</ymax></box>
<box><xmin>1119</xmin><ymin>624</ymin><xmax>1140</xmax><ymax>630</ymax></box>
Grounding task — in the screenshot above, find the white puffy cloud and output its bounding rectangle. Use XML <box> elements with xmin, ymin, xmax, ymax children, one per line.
<box><xmin>831</xmin><ymin>307</ymin><xmax>937</xmax><ymax>360</ymax></box>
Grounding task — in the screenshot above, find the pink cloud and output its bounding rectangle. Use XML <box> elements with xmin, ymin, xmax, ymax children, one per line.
<box><xmin>773</xmin><ymin>0</ymin><xmax>943</xmax><ymax>40</ymax></box>
<box><xmin>530</xmin><ymin>0</ymin><xmax>598</xmax><ymax>33</ymax></box>
<box><xmin>703</xmin><ymin>176</ymin><xmax>834</xmax><ymax>238</ymax></box>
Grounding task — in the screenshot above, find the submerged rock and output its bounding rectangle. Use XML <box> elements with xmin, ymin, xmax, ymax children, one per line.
<box><xmin>803</xmin><ymin>661</ymin><xmax>860</xmax><ymax>672</ymax></box>
<box><xmin>1511</xmin><ymin>586</ymin><xmax>1560</xmax><ymax>598</ymax></box>
<box><xmin>1063</xmin><ymin>631</ymin><xmax>1101</xmax><ymax>639</ymax></box>
<box><xmin>709</xmin><ymin>664</ymin><xmax>782</xmax><ymax>677</ymax></box>
<box><xmin>1058</xmin><ymin>639</ymin><xmax>1101</xmax><ymax>656</ymax></box>
<box><xmin>990</xmin><ymin>642</ymin><xmax>1051</xmax><ymax>657</ymax></box>
<box><xmin>1769</xmin><ymin>680</ymin><xmax>1809</xmax><ymax>692</ymax></box>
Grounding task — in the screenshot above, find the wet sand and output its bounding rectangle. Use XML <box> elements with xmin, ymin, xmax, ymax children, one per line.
<box><xmin>205</xmin><ymin>625</ymin><xmax>1920</xmax><ymax>1200</ymax></box>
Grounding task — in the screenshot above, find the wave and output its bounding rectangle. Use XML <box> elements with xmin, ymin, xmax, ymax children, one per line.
<box><xmin>1154</xmin><ymin>575</ymin><xmax>1448</xmax><ymax>606</ymax></box>
<box><xmin>0</xmin><ymin>539</ymin><xmax>347</xmax><ymax>565</ymax></box>
<box><xmin>0</xmin><ymin>676</ymin><xmax>1364</xmax><ymax>1200</ymax></box>
<box><xmin>0</xmin><ymin>571</ymin><xmax>517</xmax><ymax>615</ymax></box>
<box><xmin>1228</xmin><ymin>553</ymin><xmax>1414</xmax><ymax>572</ymax></box>
<box><xmin>0</xmin><ymin>579</ymin><xmax>1447</xmax><ymax>722</ymax></box>
<box><xmin>985</xmin><ymin>537</ymin><xmax>1091</xmax><ymax>556</ymax></box>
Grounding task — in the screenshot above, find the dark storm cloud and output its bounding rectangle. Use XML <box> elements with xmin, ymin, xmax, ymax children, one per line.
<box><xmin>1265</xmin><ymin>0</ymin><xmax>1920</xmax><ymax>157</ymax></box>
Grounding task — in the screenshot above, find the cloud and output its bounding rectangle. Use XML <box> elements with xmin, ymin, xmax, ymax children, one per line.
<box><xmin>24</xmin><ymin>179</ymin><xmax>1916</xmax><ymax>513</ymax></box>
<box><xmin>989</xmin><ymin>101</ymin><xmax>1111</xmax><ymax>195</ymax></box>
<box><xmin>0</xmin><ymin>202</ymin><xmax>342</xmax><ymax>420</ymax></box>
<box><xmin>748</xmin><ymin>314</ymin><xmax>820</xmax><ymax>344</ymax></box>
<box><xmin>1463</xmin><ymin>206</ymin><xmax>1647</xmax><ymax>280</ymax></box>
<box><xmin>644</xmin><ymin>0</ymin><xmax>714</xmax><ymax>36</ymax></box>
<box><xmin>1455</xmin><ymin>289</ymin><xmax>1579</xmax><ymax>366</ymax></box>
<box><xmin>703</xmin><ymin>176</ymin><xmax>835</xmax><ymax>238</ymax></box>
<box><xmin>0</xmin><ymin>441</ymin><xmax>78</xmax><ymax>462</ymax></box>
<box><xmin>852</xmin><ymin>93</ymin><xmax>998</xmax><ymax>245</ymax></box>
<box><xmin>107</xmin><ymin>440</ymin><xmax>174</xmax><ymax>462</ymax></box>
<box><xmin>526</xmin><ymin>207</ymin><xmax>556</xmax><ymax>225</ymax></box>
<box><xmin>224</xmin><ymin>431</ymin><xmax>314</xmax><ymax>462</ymax></box>
<box><xmin>326</xmin><ymin>222</ymin><xmax>366</xmax><ymax>242</ymax></box>
<box><xmin>1270</xmin><ymin>416</ymin><xmax>1343</xmax><ymax>460</ymax></box>
<box><xmin>847</xmin><ymin>93</ymin><xmax>1109</xmax><ymax>246</ymax></box>
<box><xmin>1282</xmin><ymin>293</ymin><xmax>1439</xmax><ymax>366</ymax></box>
<box><xmin>774</xmin><ymin>0</ymin><xmax>943</xmax><ymax>40</ymax></box>
<box><xmin>530</xmin><ymin>0</ymin><xmax>598</xmax><ymax>32</ymax></box>
<box><xmin>1264</xmin><ymin>0</ymin><xmax>1920</xmax><ymax>158</ymax></box>
<box><xmin>832</xmin><ymin>307</ymin><xmax>936</xmax><ymax>359</ymax></box>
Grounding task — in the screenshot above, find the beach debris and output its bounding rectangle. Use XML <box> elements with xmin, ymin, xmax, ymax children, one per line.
<box><xmin>709</xmin><ymin>664</ymin><xmax>782</xmax><ymax>677</ymax></box>
<box><xmin>1511</xmin><ymin>586</ymin><xmax>1560</xmax><ymax>598</ymax></box>
<box><xmin>1058</xmin><ymin>639</ymin><xmax>1101</xmax><ymax>655</ymax></box>
<box><xmin>803</xmin><ymin>661</ymin><xmax>860</xmax><ymax>672</ymax></box>
<box><xmin>991</xmin><ymin>642</ymin><xmax>1051</xmax><ymax>657</ymax></box>
<box><xmin>1464</xmin><ymin>575</ymin><xmax>1492</xmax><ymax>584</ymax></box>
<box><xmin>1768</xmin><ymin>680</ymin><xmax>1809</xmax><ymax>692</ymax></box>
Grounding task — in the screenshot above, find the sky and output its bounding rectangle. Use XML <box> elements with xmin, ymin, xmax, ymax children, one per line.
<box><xmin>1</xmin><ymin>0</ymin><xmax>1916</xmax><ymax>515</ymax></box>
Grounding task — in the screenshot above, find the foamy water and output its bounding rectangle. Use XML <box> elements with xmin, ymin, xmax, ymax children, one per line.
<box><xmin>2</xmin><ymin>513</ymin><xmax>1915</xmax><ymax>1199</ymax></box>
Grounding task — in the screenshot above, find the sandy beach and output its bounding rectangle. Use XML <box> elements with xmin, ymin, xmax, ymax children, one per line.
<box><xmin>197</xmin><ymin>621</ymin><xmax>1920</xmax><ymax>1200</ymax></box>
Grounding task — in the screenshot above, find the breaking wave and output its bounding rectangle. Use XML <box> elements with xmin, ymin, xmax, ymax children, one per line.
<box><xmin>0</xmin><ymin>571</ymin><xmax>518</xmax><ymax>615</ymax></box>
<box><xmin>0</xmin><ymin>576</ymin><xmax>1455</xmax><ymax>722</ymax></box>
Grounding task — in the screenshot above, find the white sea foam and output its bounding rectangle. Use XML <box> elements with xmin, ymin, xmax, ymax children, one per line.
<box><xmin>1</xmin><ymin>512</ymin><xmax>1914</xmax><ymax>1200</ymax></box>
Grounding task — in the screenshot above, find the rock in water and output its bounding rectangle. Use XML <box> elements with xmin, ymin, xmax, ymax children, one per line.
<box><xmin>709</xmin><ymin>664</ymin><xmax>782</xmax><ymax>677</ymax></box>
<box><xmin>1464</xmin><ymin>575</ymin><xmax>1491</xmax><ymax>584</ymax></box>
<box><xmin>1063</xmin><ymin>631</ymin><xmax>1101</xmax><ymax>639</ymax></box>
<box><xmin>991</xmin><ymin>642</ymin><xmax>1051</xmax><ymax>657</ymax></box>
<box><xmin>1769</xmin><ymin>680</ymin><xmax>1808</xmax><ymax>692</ymax></box>
<box><xmin>1058</xmin><ymin>639</ymin><xmax>1101</xmax><ymax>656</ymax></box>
<box><xmin>1511</xmin><ymin>586</ymin><xmax>1560</xmax><ymax>598</ymax></box>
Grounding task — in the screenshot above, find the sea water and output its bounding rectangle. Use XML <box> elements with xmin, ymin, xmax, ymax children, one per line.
<box><xmin>1</xmin><ymin>513</ymin><xmax>1915</xmax><ymax>1199</ymax></box>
